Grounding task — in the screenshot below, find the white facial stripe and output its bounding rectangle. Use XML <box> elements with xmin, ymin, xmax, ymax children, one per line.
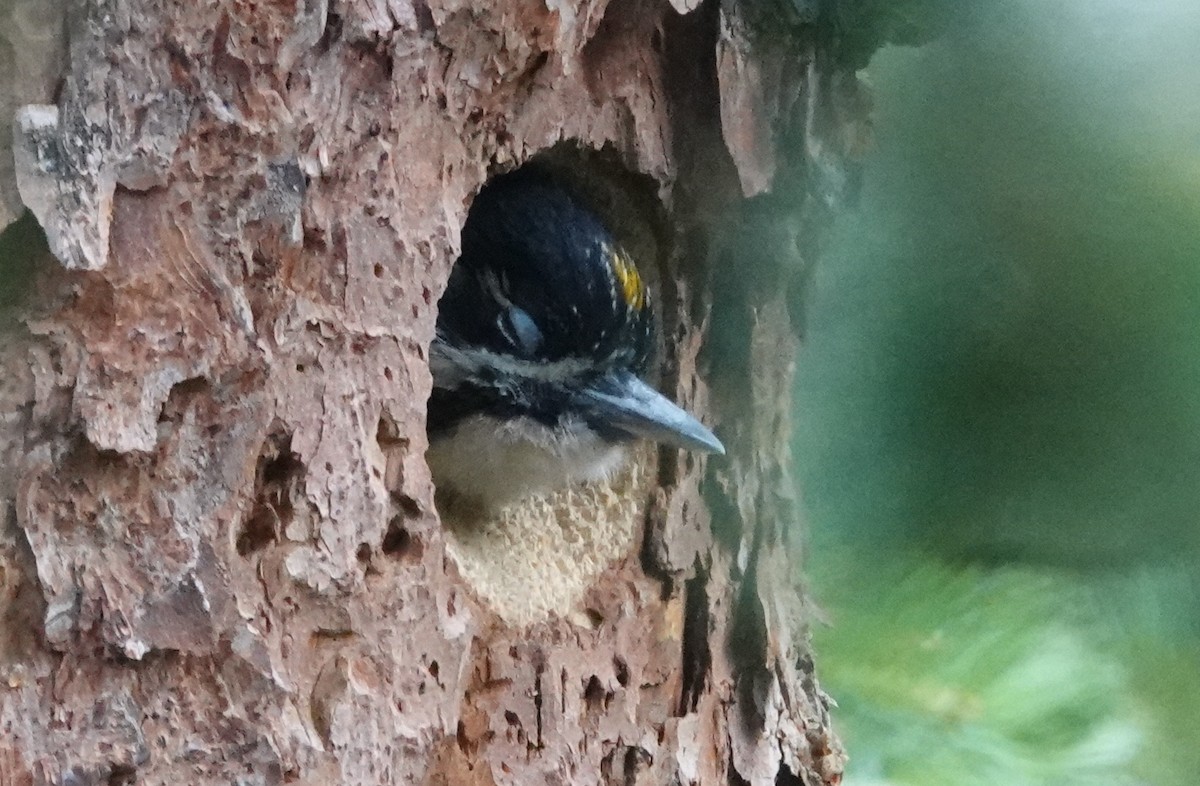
<box><xmin>431</xmin><ymin>338</ymin><xmax>593</xmax><ymax>386</ymax></box>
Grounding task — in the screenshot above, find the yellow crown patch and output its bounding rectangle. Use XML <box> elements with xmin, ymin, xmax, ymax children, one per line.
<box><xmin>608</xmin><ymin>246</ymin><xmax>646</xmax><ymax>311</ymax></box>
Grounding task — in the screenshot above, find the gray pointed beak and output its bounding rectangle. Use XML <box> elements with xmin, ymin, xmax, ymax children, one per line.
<box><xmin>574</xmin><ymin>372</ymin><xmax>725</xmax><ymax>455</ymax></box>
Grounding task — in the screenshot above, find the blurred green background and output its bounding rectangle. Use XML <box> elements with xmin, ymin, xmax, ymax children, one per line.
<box><xmin>796</xmin><ymin>2</ymin><xmax>1200</xmax><ymax>784</ymax></box>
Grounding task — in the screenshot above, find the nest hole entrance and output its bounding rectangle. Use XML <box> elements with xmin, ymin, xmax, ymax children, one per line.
<box><xmin>237</xmin><ymin>433</ymin><xmax>304</xmax><ymax>557</ymax></box>
<box><xmin>426</xmin><ymin>145</ymin><xmax>668</xmax><ymax>625</ymax></box>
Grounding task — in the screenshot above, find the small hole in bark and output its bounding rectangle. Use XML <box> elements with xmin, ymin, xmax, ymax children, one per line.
<box><xmin>614</xmin><ymin>657</ymin><xmax>630</xmax><ymax>687</ymax></box>
<box><xmin>237</xmin><ymin>506</ymin><xmax>278</xmax><ymax>556</ymax></box>
<box><xmin>357</xmin><ymin>542</ymin><xmax>382</xmax><ymax>578</ymax></box>
<box><xmin>107</xmin><ymin>764</ymin><xmax>136</xmax><ymax>785</ymax></box>
<box><xmin>382</xmin><ymin>516</ymin><xmax>422</xmax><ymax>560</ymax></box>
<box><xmin>529</xmin><ymin>51</ymin><xmax>549</xmax><ymax>77</ymax></box>
<box><xmin>775</xmin><ymin>763</ymin><xmax>805</xmax><ymax>786</ymax></box>
<box><xmin>428</xmin><ymin>660</ymin><xmax>439</xmax><ymax>679</ymax></box>
<box><xmin>678</xmin><ymin>571</ymin><xmax>712</xmax><ymax>714</ymax></box>
<box><xmin>373</xmin><ymin>262</ymin><xmax>384</xmax><ymax>278</ymax></box>
<box><xmin>413</xmin><ymin>1</ymin><xmax>435</xmax><ymax>34</ymax></box>
<box><xmin>382</xmin><ymin>520</ymin><xmax>410</xmax><ymax>554</ymax></box>
<box><xmin>316</xmin><ymin>11</ymin><xmax>343</xmax><ymax>54</ymax></box>
<box><xmin>302</xmin><ymin>226</ymin><xmax>327</xmax><ymax>251</ymax></box>
<box><xmin>583</xmin><ymin>675</ymin><xmax>606</xmax><ymax>713</ymax></box>
<box><xmin>158</xmin><ymin>376</ymin><xmax>208</xmax><ymax>424</ymax></box>
<box><xmin>383</xmin><ymin>367</ymin><xmax>393</xmax><ymax>381</ymax></box>
<box><xmin>238</xmin><ymin>434</ymin><xmax>303</xmax><ymax>556</ymax></box>
<box><xmin>376</xmin><ymin>412</ymin><xmax>408</xmax><ymax>447</ymax></box>
<box><xmin>624</xmin><ymin>747</ymin><xmax>651</xmax><ymax>780</ymax></box>
<box><xmin>504</xmin><ymin>710</ymin><xmax>520</xmax><ymax>727</ymax></box>
<box><xmin>394</xmin><ymin>493</ymin><xmax>421</xmax><ymax>518</ymax></box>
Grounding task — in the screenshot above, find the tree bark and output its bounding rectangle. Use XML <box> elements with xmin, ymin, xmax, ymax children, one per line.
<box><xmin>1</xmin><ymin>1</ymin><xmax>864</xmax><ymax>783</ymax></box>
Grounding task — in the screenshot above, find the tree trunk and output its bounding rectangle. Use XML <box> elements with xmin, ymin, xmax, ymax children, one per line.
<box><xmin>1</xmin><ymin>1</ymin><xmax>863</xmax><ymax>783</ymax></box>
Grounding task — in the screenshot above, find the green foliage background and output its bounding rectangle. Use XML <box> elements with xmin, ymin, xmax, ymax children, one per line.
<box><xmin>795</xmin><ymin>2</ymin><xmax>1200</xmax><ymax>784</ymax></box>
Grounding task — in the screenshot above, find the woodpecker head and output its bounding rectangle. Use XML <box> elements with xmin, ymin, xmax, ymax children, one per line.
<box><xmin>426</xmin><ymin>170</ymin><xmax>723</xmax><ymax>510</ymax></box>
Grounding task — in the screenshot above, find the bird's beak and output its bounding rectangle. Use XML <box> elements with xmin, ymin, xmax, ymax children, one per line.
<box><xmin>574</xmin><ymin>371</ymin><xmax>725</xmax><ymax>455</ymax></box>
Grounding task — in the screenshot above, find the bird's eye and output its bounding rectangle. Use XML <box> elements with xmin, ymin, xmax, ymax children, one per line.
<box><xmin>497</xmin><ymin>305</ymin><xmax>543</xmax><ymax>356</ymax></box>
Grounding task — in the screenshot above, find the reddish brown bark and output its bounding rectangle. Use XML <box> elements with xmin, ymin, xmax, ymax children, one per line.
<box><xmin>1</xmin><ymin>1</ymin><xmax>863</xmax><ymax>783</ymax></box>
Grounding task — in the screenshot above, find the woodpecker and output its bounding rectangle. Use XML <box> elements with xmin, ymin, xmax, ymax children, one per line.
<box><xmin>426</xmin><ymin>170</ymin><xmax>724</xmax><ymax>511</ymax></box>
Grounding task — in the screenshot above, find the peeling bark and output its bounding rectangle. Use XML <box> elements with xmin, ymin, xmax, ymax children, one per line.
<box><xmin>1</xmin><ymin>1</ymin><xmax>865</xmax><ymax>783</ymax></box>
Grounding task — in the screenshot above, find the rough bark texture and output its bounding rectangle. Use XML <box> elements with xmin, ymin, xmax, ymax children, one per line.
<box><xmin>1</xmin><ymin>1</ymin><xmax>866</xmax><ymax>783</ymax></box>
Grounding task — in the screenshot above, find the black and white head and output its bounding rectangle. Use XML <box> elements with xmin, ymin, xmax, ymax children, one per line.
<box><xmin>426</xmin><ymin>171</ymin><xmax>723</xmax><ymax>510</ymax></box>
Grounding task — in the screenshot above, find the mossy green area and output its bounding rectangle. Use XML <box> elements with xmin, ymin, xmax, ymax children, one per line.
<box><xmin>792</xmin><ymin>2</ymin><xmax>1200</xmax><ymax>783</ymax></box>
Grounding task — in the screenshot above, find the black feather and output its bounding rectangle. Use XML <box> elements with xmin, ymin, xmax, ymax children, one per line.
<box><xmin>429</xmin><ymin>171</ymin><xmax>654</xmax><ymax>434</ymax></box>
